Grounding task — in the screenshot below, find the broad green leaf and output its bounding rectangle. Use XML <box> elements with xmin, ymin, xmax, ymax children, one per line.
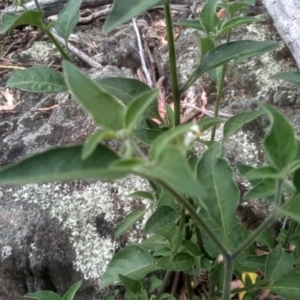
<box><xmin>156</xmin><ymin>253</ymin><xmax>195</xmax><ymax>271</ymax></box>
<box><xmin>110</xmin><ymin>158</ymin><xmax>145</xmax><ymax>170</ymax></box>
<box><xmin>144</xmin><ymin>206</ymin><xmax>179</xmax><ymax>235</ymax></box>
<box><xmin>6</xmin><ymin>66</ymin><xmax>68</xmax><ymax>93</ymax></box>
<box><xmin>199</xmin><ymin>0</ymin><xmax>219</xmax><ymax>33</ymax></box>
<box><xmin>244</xmin><ymin>166</ymin><xmax>282</xmax><ymax>180</ymax></box>
<box><xmin>139</xmin><ymin>233</ymin><xmax>169</xmax><ymax>251</ymax></box>
<box><xmin>127</xmin><ymin>191</ymin><xmax>154</xmax><ymax>200</ymax></box>
<box><xmin>0</xmin><ymin>11</ymin><xmax>44</xmax><ymax>34</ymax></box>
<box><xmin>82</xmin><ymin>130</ymin><xmax>117</xmax><ymax>160</ymax></box>
<box><xmin>227</xmin><ymin>2</ymin><xmax>251</xmax><ymax>17</ymax></box>
<box><xmin>237</xmin><ymin>254</ymin><xmax>267</xmax><ymax>272</ymax></box>
<box><xmin>62</xmin><ymin>280</ymin><xmax>82</xmax><ymax>300</ymax></box>
<box><xmin>63</xmin><ymin>61</ymin><xmax>125</xmax><ymax>131</ymax></box>
<box><xmin>114</xmin><ymin>210</ymin><xmax>146</xmax><ymax>240</ymax></box>
<box><xmin>223</xmin><ymin>110</ymin><xmax>263</xmax><ymax>140</ymax></box>
<box><xmin>255</xmin><ymin>231</ymin><xmax>275</xmax><ymax>250</ymax></box>
<box><xmin>265</xmin><ymin>249</ymin><xmax>295</xmax><ymax>281</ymax></box>
<box><xmin>102</xmin><ymin>290</ymin><xmax>119</xmax><ymax>300</ymax></box>
<box><xmin>220</xmin><ymin>17</ymin><xmax>263</xmax><ymax>35</ymax></box>
<box><xmin>257</xmin><ymin>102</ymin><xmax>297</xmax><ymax>171</ymax></box>
<box><xmin>103</xmin><ymin>0</ymin><xmax>161</xmax><ymax>33</ymax></box>
<box><xmin>244</xmin><ymin>178</ymin><xmax>276</xmax><ymax>200</ymax></box>
<box><xmin>181</xmin><ymin>240</ymin><xmax>201</xmax><ymax>257</ymax></box>
<box><xmin>182</xmin><ymin>40</ymin><xmax>279</xmax><ymax>92</ymax></box>
<box><xmin>208</xmin><ymin>66</ymin><xmax>223</xmax><ymax>86</ymax></box>
<box><xmin>24</xmin><ymin>291</ymin><xmax>62</xmax><ymax>300</ymax></box>
<box><xmin>277</xmin><ymin>194</ymin><xmax>300</xmax><ymax>222</ymax></box>
<box><xmin>287</xmin><ymin>159</ymin><xmax>300</xmax><ymax>175</ymax></box>
<box><xmin>136</xmin><ymin>146</ymin><xmax>205</xmax><ymax>204</ymax></box>
<box><xmin>148</xmin><ymin>277</ymin><xmax>163</xmax><ymax>293</ymax></box>
<box><xmin>269</xmin><ymin>71</ymin><xmax>300</xmax><ymax>88</ymax></box>
<box><xmin>134</xmin><ymin>129</ymin><xmax>163</xmax><ymax>145</ymax></box>
<box><xmin>54</xmin><ymin>0</ymin><xmax>82</xmax><ymax>40</ymax></box>
<box><xmin>196</xmin><ymin>143</ymin><xmax>239</xmax><ymax>249</ymax></box>
<box><xmin>100</xmin><ymin>245</ymin><xmax>158</xmax><ymax>289</ymax></box>
<box><xmin>153</xmin><ymin>247</ymin><xmax>172</xmax><ymax>257</ymax></box>
<box><xmin>125</xmin><ymin>89</ymin><xmax>158</xmax><ymax>132</ymax></box>
<box><xmin>270</xmin><ymin>273</ymin><xmax>300</xmax><ymax>299</ymax></box>
<box><xmin>194</xmin><ymin>35</ymin><xmax>215</xmax><ymax>61</ymax></box>
<box><xmin>118</xmin><ymin>274</ymin><xmax>143</xmax><ymax>294</ymax></box>
<box><xmin>0</xmin><ymin>145</ymin><xmax>125</xmax><ymax>185</ymax></box>
<box><xmin>174</xmin><ymin>19</ymin><xmax>205</xmax><ymax>31</ymax></box>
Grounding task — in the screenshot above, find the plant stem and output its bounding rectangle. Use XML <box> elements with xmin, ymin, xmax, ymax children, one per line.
<box><xmin>163</xmin><ymin>2</ymin><xmax>181</xmax><ymax>126</ymax></box>
<box><xmin>222</xmin><ymin>254</ymin><xmax>234</xmax><ymax>300</ymax></box>
<box><xmin>42</xmin><ymin>27</ymin><xmax>71</xmax><ymax>61</ymax></box>
<box><xmin>232</xmin><ymin>179</ymin><xmax>284</xmax><ymax>259</ymax></box>
<box><xmin>158</xmin><ymin>270</ymin><xmax>172</xmax><ymax>296</ymax></box>
<box><xmin>33</xmin><ymin>0</ymin><xmax>42</xmax><ymax>11</ymax></box>
<box><xmin>282</xmin><ymin>219</ymin><xmax>297</xmax><ymax>249</ymax></box>
<box><xmin>173</xmin><ymin>209</ymin><xmax>185</xmax><ymax>254</ymax></box>
<box><xmin>208</xmin><ymin>260</ymin><xmax>221</xmax><ymax>299</ymax></box>
<box><xmin>211</xmin><ymin>64</ymin><xmax>226</xmax><ymax>141</ymax></box>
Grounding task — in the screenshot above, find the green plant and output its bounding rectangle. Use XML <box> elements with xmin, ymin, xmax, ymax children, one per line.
<box><xmin>1</xmin><ymin>0</ymin><xmax>300</xmax><ymax>299</ymax></box>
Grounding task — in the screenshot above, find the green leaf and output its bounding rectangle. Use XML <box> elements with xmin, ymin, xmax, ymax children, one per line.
<box><xmin>100</xmin><ymin>245</ymin><xmax>158</xmax><ymax>289</ymax></box>
<box><xmin>199</xmin><ymin>0</ymin><xmax>219</xmax><ymax>33</ymax></box>
<box><xmin>181</xmin><ymin>240</ymin><xmax>201</xmax><ymax>257</ymax></box>
<box><xmin>134</xmin><ymin>129</ymin><xmax>163</xmax><ymax>145</ymax></box>
<box><xmin>183</xmin><ymin>40</ymin><xmax>279</xmax><ymax>92</ymax></box>
<box><xmin>255</xmin><ymin>231</ymin><xmax>275</xmax><ymax>250</ymax></box>
<box><xmin>220</xmin><ymin>17</ymin><xmax>263</xmax><ymax>35</ymax></box>
<box><xmin>103</xmin><ymin>0</ymin><xmax>161</xmax><ymax>33</ymax></box>
<box><xmin>223</xmin><ymin>110</ymin><xmax>263</xmax><ymax>140</ymax></box>
<box><xmin>277</xmin><ymin>194</ymin><xmax>300</xmax><ymax>222</ymax></box>
<box><xmin>139</xmin><ymin>233</ymin><xmax>169</xmax><ymax>251</ymax></box>
<box><xmin>82</xmin><ymin>130</ymin><xmax>117</xmax><ymax>160</ymax></box>
<box><xmin>125</xmin><ymin>89</ymin><xmax>158</xmax><ymax>132</ymax></box>
<box><xmin>6</xmin><ymin>66</ymin><xmax>68</xmax><ymax>93</ymax></box>
<box><xmin>265</xmin><ymin>249</ymin><xmax>296</xmax><ymax>282</ymax></box>
<box><xmin>144</xmin><ymin>206</ymin><xmax>179</xmax><ymax>235</ymax></box>
<box><xmin>208</xmin><ymin>66</ymin><xmax>223</xmax><ymax>86</ymax></box>
<box><xmin>244</xmin><ymin>166</ymin><xmax>282</xmax><ymax>180</ymax></box>
<box><xmin>0</xmin><ymin>145</ymin><xmax>126</xmax><ymax>185</ymax></box>
<box><xmin>287</xmin><ymin>159</ymin><xmax>300</xmax><ymax>175</ymax></box>
<box><xmin>54</xmin><ymin>0</ymin><xmax>82</xmax><ymax>40</ymax></box>
<box><xmin>118</xmin><ymin>274</ymin><xmax>143</xmax><ymax>294</ymax></box>
<box><xmin>63</xmin><ymin>61</ymin><xmax>125</xmax><ymax>131</ymax></box>
<box><xmin>237</xmin><ymin>254</ymin><xmax>267</xmax><ymax>272</ymax></box>
<box><xmin>270</xmin><ymin>273</ymin><xmax>300</xmax><ymax>299</ymax></box>
<box><xmin>194</xmin><ymin>35</ymin><xmax>215</xmax><ymax>61</ymax></box>
<box><xmin>196</xmin><ymin>143</ymin><xmax>239</xmax><ymax>250</ymax></box>
<box><xmin>165</xmin><ymin>103</ymin><xmax>174</xmax><ymax>125</ymax></box>
<box><xmin>127</xmin><ymin>191</ymin><xmax>154</xmax><ymax>201</ymax></box>
<box><xmin>62</xmin><ymin>280</ymin><xmax>82</xmax><ymax>300</ymax></box>
<box><xmin>153</xmin><ymin>247</ymin><xmax>172</xmax><ymax>257</ymax></box>
<box><xmin>174</xmin><ymin>19</ymin><xmax>205</xmax><ymax>31</ymax></box>
<box><xmin>0</xmin><ymin>11</ymin><xmax>44</xmax><ymax>34</ymax></box>
<box><xmin>136</xmin><ymin>146</ymin><xmax>205</xmax><ymax>202</ymax></box>
<box><xmin>156</xmin><ymin>253</ymin><xmax>195</xmax><ymax>271</ymax></box>
<box><xmin>24</xmin><ymin>291</ymin><xmax>62</xmax><ymax>300</ymax></box>
<box><xmin>244</xmin><ymin>178</ymin><xmax>276</xmax><ymax>200</ymax></box>
<box><xmin>269</xmin><ymin>71</ymin><xmax>300</xmax><ymax>89</ymax></box>
<box><xmin>257</xmin><ymin>102</ymin><xmax>297</xmax><ymax>171</ymax></box>
<box><xmin>227</xmin><ymin>2</ymin><xmax>252</xmax><ymax>17</ymax></box>
<box><xmin>148</xmin><ymin>277</ymin><xmax>163</xmax><ymax>293</ymax></box>
<box><xmin>114</xmin><ymin>210</ymin><xmax>146</xmax><ymax>240</ymax></box>
<box><xmin>102</xmin><ymin>290</ymin><xmax>119</xmax><ymax>300</ymax></box>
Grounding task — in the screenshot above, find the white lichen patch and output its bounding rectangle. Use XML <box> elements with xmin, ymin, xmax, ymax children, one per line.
<box><xmin>12</xmin><ymin>175</ymin><xmax>151</xmax><ymax>281</ymax></box>
<box><xmin>1</xmin><ymin>245</ymin><xmax>12</xmax><ymax>260</ymax></box>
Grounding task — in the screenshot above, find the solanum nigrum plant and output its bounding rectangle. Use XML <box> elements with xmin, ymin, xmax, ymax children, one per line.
<box><xmin>2</xmin><ymin>0</ymin><xmax>300</xmax><ymax>299</ymax></box>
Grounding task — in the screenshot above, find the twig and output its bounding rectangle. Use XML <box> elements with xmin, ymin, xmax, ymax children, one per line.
<box><xmin>50</xmin><ymin>29</ymin><xmax>102</xmax><ymax>69</ymax></box>
<box><xmin>79</xmin><ymin>5</ymin><xmax>111</xmax><ymax>23</ymax></box>
<box><xmin>132</xmin><ymin>17</ymin><xmax>153</xmax><ymax>87</ymax></box>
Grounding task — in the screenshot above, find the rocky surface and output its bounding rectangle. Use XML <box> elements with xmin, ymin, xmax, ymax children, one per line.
<box><xmin>0</xmin><ymin>1</ymin><xmax>300</xmax><ymax>299</ymax></box>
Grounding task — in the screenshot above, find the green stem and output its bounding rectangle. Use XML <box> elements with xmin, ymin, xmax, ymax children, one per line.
<box><xmin>222</xmin><ymin>254</ymin><xmax>234</xmax><ymax>300</ymax></box>
<box><xmin>282</xmin><ymin>219</ymin><xmax>297</xmax><ymax>249</ymax></box>
<box><xmin>210</xmin><ymin>64</ymin><xmax>226</xmax><ymax>141</ymax></box>
<box><xmin>173</xmin><ymin>209</ymin><xmax>185</xmax><ymax>254</ymax></box>
<box><xmin>163</xmin><ymin>2</ymin><xmax>181</xmax><ymax>126</ymax></box>
<box><xmin>33</xmin><ymin>0</ymin><xmax>42</xmax><ymax>11</ymax></box>
<box><xmin>42</xmin><ymin>27</ymin><xmax>71</xmax><ymax>61</ymax></box>
<box><xmin>186</xmin><ymin>274</ymin><xmax>194</xmax><ymax>298</ymax></box>
<box><xmin>158</xmin><ymin>270</ymin><xmax>172</xmax><ymax>296</ymax></box>
<box><xmin>232</xmin><ymin>179</ymin><xmax>284</xmax><ymax>259</ymax></box>
<box><xmin>208</xmin><ymin>260</ymin><xmax>221</xmax><ymax>299</ymax></box>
